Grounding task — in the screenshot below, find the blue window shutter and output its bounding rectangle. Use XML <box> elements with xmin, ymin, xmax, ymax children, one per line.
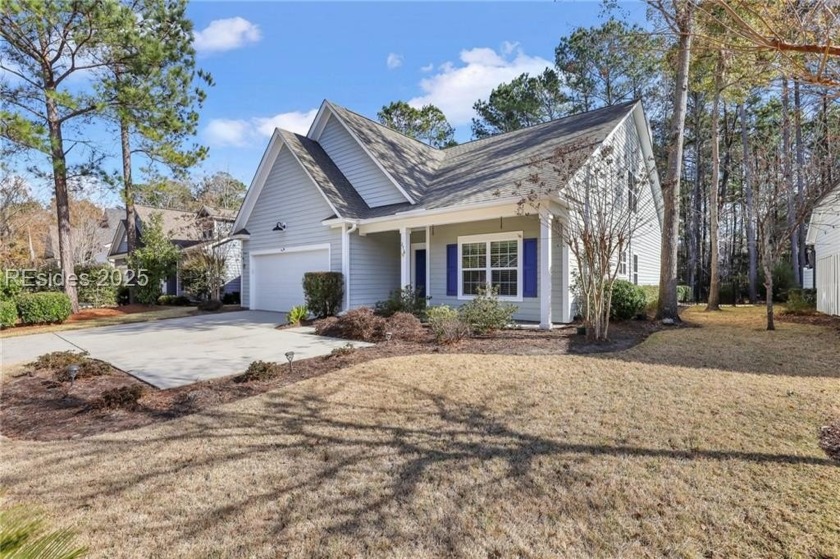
<box><xmin>523</xmin><ymin>238</ymin><xmax>538</xmax><ymax>297</ymax></box>
<box><xmin>446</xmin><ymin>244</ymin><xmax>457</xmax><ymax>296</ymax></box>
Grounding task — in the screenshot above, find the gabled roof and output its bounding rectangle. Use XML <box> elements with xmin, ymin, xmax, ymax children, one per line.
<box><xmin>198</xmin><ymin>205</ymin><xmax>237</xmax><ymax>220</ymax></box>
<box><xmin>108</xmin><ymin>205</ymin><xmax>203</xmax><ymax>257</ymax></box>
<box><xmin>235</xmin><ymin>99</ymin><xmax>655</xmax><ymax>230</ymax></box>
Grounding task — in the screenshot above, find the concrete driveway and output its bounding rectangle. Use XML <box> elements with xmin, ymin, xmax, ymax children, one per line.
<box><xmin>1</xmin><ymin>311</ymin><xmax>370</xmax><ymax>389</ymax></box>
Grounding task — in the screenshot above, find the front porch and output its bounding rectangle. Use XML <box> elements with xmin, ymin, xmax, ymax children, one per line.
<box><xmin>344</xmin><ymin>207</ymin><xmax>573</xmax><ymax>327</ymax></box>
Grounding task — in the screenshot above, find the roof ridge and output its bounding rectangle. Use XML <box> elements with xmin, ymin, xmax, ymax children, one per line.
<box><xmin>443</xmin><ymin>99</ymin><xmax>639</xmax><ymax>156</ymax></box>
<box><xmin>326</xmin><ymin>101</ymin><xmax>444</xmax><ymax>154</ymax></box>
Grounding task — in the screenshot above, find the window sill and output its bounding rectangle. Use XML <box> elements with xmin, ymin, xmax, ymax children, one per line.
<box><xmin>457</xmin><ymin>294</ymin><xmax>523</xmax><ymax>303</ymax></box>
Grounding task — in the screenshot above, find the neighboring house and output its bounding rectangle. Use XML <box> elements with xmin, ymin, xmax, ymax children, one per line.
<box><xmin>45</xmin><ymin>207</ymin><xmax>123</xmax><ymax>265</ymax></box>
<box><xmin>232</xmin><ymin>99</ymin><xmax>662</xmax><ymax>326</ymax></box>
<box><xmin>108</xmin><ymin>204</ymin><xmax>242</xmax><ymax>297</ymax></box>
<box><xmin>806</xmin><ymin>185</ymin><xmax>840</xmax><ymax>316</ymax></box>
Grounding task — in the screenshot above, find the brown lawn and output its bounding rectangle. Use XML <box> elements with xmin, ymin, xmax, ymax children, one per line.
<box><xmin>1</xmin><ymin>306</ymin><xmax>838</xmax><ymax>558</ymax></box>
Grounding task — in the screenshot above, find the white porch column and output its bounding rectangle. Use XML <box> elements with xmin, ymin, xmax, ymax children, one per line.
<box><xmin>425</xmin><ymin>225</ymin><xmax>431</xmax><ymax>297</ymax></box>
<box><xmin>400</xmin><ymin>227</ymin><xmax>410</xmax><ymax>289</ymax></box>
<box><xmin>540</xmin><ymin>214</ymin><xmax>553</xmax><ymax>330</ymax></box>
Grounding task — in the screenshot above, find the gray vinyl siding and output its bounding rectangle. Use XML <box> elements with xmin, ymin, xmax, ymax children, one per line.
<box><xmin>222</xmin><ymin>240</ymin><xmax>242</xmax><ymax>294</ymax></box>
<box><xmin>427</xmin><ymin>215</ymin><xmax>554</xmax><ymax>322</ymax></box>
<box><xmin>240</xmin><ymin>147</ymin><xmax>341</xmax><ymax>308</ymax></box>
<box><xmin>318</xmin><ymin>115</ymin><xmax>408</xmax><ymax>208</ymax></box>
<box><xmin>812</xmin><ymin>195</ymin><xmax>840</xmax><ymax>315</ymax></box>
<box><xmin>348</xmin><ymin>231</ymin><xmax>401</xmax><ymax>308</ymax></box>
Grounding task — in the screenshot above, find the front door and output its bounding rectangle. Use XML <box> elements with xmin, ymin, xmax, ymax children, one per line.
<box><xmin>415</xmin><ymin>249</ymin><xmax>426</xmax><ymax>297</ymax></box>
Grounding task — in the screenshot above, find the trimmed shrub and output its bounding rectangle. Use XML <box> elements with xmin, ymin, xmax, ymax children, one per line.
<box><xmin>0</xmin><ymin>269</ymin><xmax>23</xmax><ymax>301</ymax></box>
<box><xmin>375</xmin><ymin>285</ymin><xmax>426</xmax><ymax>318</ymax></box>
<box><xmin>76</xmin><ymin>264</ymin><xmax>117</xmax><ymax>307</ymax></box>
<box><xmin>28</xmin><ymin>351</ymin><xmax>111</xmax><ymax>380</ymax></box>
<box><xmin>427</xmin><ymin>305</ymin><xmax>470</xmax><ymax>344</ymax></box>
<box><xmin>385</xmin><ymin>311</ymin><xmax>426</xmax><ymax>342</ymax></box>
<box><xmin>235</xmin><ymin>360</ymin><xmax>282</xmax><ymax>383</ymax></box>
<box><xmin>16</xmin><ymin>292</ymin><xmax>72</xmax><ymax>325</ymax></box>
<box><xmin>458</xmin><ymin>286</ymin><xmax>516</xmax><ymax>335</ymax></box>
<box><xmin>158</xmin><ymin>294</ymin><xmax>192</xmax><ymax>306</ymax></box>
<box><xmin>314</xmin><ymin>307</ymin><xmax>385</xmax><ymax>342</ymax></box>
<box><xmin>610</xmin><ymin>280</ymin><xmax>647</xmax><ymax>320</ymax></box>
<box><xmin>197</xmin><ymin>299</ymin><xmax>223</xmax><ymax>312</ymax></box>
<box><xmin>287</xmin><ymin>304</ymin><xmax>309</xmax><ymax>325</ymax></box>
<box><xmin>759</xmin><ymin>262</ymin><xmax>797</xmax><ymax>302</ymax></box>
<box><xmin>0</xmin><ymin>300</ymin><xmax>17</xmax><ymax>328</ymax></box>
<box><xmin>92</xmin><ymin>385</ymin><xmax>144</xmax><ymax>410</ymax></box>
<box><xmin>677</xmin><ymin>284</ymin><xmax>692</xmax><ymax>303</ymax></box>
<box><xmin>303</xmin><ymin>272</ymin><xmax>344</xmax><ymax>318</ymax></box>
<box><xmin>222</xmin><ymin>291</ymin><xmax>240</xmax><ymax>305</ymax></box>
<box><xmin>639</xmin><ymin>285</ymin><xmax>659</xmax><ymax>314</ymax></box>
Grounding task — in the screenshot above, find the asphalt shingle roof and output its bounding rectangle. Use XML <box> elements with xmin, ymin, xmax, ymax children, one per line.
<box><xmin>281</xmin><ymin>100</ymin><xmax>639</xmax><ymax>220</ymax></box>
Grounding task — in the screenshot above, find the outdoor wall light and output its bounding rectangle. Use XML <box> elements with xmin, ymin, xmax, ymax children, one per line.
<box><xmin>285</xmin><ymin>351</ymin><xmax>295</xmax><ymax>373</ymax></box>
<box><xmin>272</xmin><ymin>222</ymin><xmax>287</xmax><ymax>232</ymax></box>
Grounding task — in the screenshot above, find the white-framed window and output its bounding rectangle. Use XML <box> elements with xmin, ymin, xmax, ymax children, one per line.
<box><xmin>618</xmin><ymin>250</ymin><xmax>628</xmax><ymax>276</ymax></box>
<box><xmin>632</xmin><ymin>253</ymin><xmax>639</xmax><ymax>285</ymax></box>
<box><xmin>458</xmin><ymin>231</ymin><xmax>523</xmax><ymax>301</ymax></box>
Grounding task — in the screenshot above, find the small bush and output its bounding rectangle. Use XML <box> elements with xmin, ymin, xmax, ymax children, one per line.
<box><xmin>0</xmin><ymin>269</ymin><xmax>23</xmax><ymax>301</ymax></box>
<box><xmin>222</xmin><ymin>291</ymin><xmax>240</xmax><ymax>305</ymax></box>
<box><xmin>287</xmin><ymin>304</ymin><xmax>309</xmax><ymax>325</ymax></box>
<box><xmin>385</xmin><ymin>311</ymin><xmax>426</xmax><ymax>342</ymax></box>
<box><xmin>375</xmin><ymin>285</ymin><xmax>426</xmax><ymax>318</ymax></box>
<box><xmin>314</xmin><ymin>307</ymin><xmax>385</xmax><ymax>342</ymax></box>
<box><xmin>677</xmin><ymin>284</ymin><xmax>692</xmax><ymax>303</ymax></box>
<box><xmin>458</xmin><ymin>286</ymin><xmax>516</xmax><ymax>335</ymax></box>
<box><xmin>197</xmin><ymin>299</ymin><xmax>223</xmax><ymax>312</ymax></box>
<box><xmin>0</xmin><ymin>300</ymin><xmax>17</xmax><ymax>328</ymax></box>
<box><xmin>639</xmin><ymin>285</ymin><xmax>659</xmax><ymax>314</ymax></box>
<box><xmin>784</xmin><ymin>288</ymin><xmax>817</xmax><ymax>314</ymax></box>
<box><xmin>16</xmin><ymin>292</ymin><xmax>72</xmax><ymax>324</ymax></box>
<box><xmin>427</xmin><ymin>305</ymin><xmax>470</xmax><ymax>344</ymax></box>
<box><xmin>610</xmin><ymin>280</ymin><xmax>647</xmax><ymax>320</ymax></box>
<box><xmin>303</xmin><ymin>272</ymin><xmax>344</xmax><ymax>318</ymax></box>
<box><xmin>759</xmin><ymin>262</ymin><xmax>797</xmax><ymax>302</ymax></box>
<box><xmin>92</xmin><ymin>385</ymin><xmax>144</xmax><ymax>410</ymax></box>
<box><xmin>76</xmin><ymin>264</ymin><xmax>117</xmax><ymax>307</ymax></box>
<box><xmin>158</xmin><ymin>294</ymin><xmax>192</xmax><ymax>306</ymax></box>
<box><xmin>235</xmin><ymin>360</ymin><xmax>282</xmax><ymax>383</ymax></box>
<box><xmin>28</xmin><ymin>351</ymin><xmax>112</xmax><ymax>381</ymax></box>
<box><xmin>819</xmin><ymin>419</ymin><xmax>840</xmax><ymax>462</ymax></box>
<box><xmin>330</xmin><ymin>342</ymin><xmax>356</xmax><ymax>358</ymax></box>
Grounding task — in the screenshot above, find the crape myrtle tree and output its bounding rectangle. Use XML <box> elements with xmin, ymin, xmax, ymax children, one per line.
<box><xmin>0</xmin><ymin>0</ymin><xmax>135</xmax><ymax>311</ymax></box>
<box><xmin>179</xmin><ymin>210</ymin><xmax>236</xmax><ymax>301</ymax></box>
<box><xmin>513</xmin><ymin>138</ymin><xmax>657</xmax><ymax>342</ymax></box>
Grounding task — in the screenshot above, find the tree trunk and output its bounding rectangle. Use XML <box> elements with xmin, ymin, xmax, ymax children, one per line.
<box><xmin>793</xmin><ymin>81</ymin><xmax>806</xmax><ymax>274</ymax></box>
<box><xmin>121</xmin><ymin>116</ymin><xmax>137</xmax><ymax>255</ymax></box>
<box><xmin>740</xmin><ymin>103</ymin><xmax>758</xmax><ymax>303</ymax></box>
<box><xmin>657</xmin><ymin>12</ymin><xmax>694</xmax><ymax>321</ymax></box>
<box><xmin>763</xmin><ymin>238</ymin><xmax>775</xmax><ymax>331</ymax></box>
<box><xmin>781</xmin><ymin>79</ymin><xmax>800</xmax><ymax>287</ymax></box>
<box><xmin>45</xmin><ymin>91</ymin><xmax>79</xmax><ymax>313</ymax></box>
<box><xmin>706</xmin><ymin>52</ymin><xmax>723</xmax><ymax>311</ymax></box>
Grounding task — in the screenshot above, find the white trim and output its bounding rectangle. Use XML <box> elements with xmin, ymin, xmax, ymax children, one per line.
<box><xmin>560</xmin><ymin>241</ymin><xmax>571</xmax><ymax>323</ymax></box>
<box><xmin>456</xmin><ymin>231</ymin><xmax>523</xmax><ymax>302</ymax></box>
<box><xmin>356</xmin><ymin>201</ymin><xmax>527</xmax><ymax>235</ymax></box>
<box><xmin>410</xmin><ymin>242</ymin><xmax>427</xmax><ymax>293</ymax></box>
<box><xmin>424</xmin><ymin>226</ymin><xmax>431</xmax><ymax>297</ymax></box>
<box><xmin>313</xmin><ymin>103</ymin><xmax>416</xmax><ymax>205</ymax></box>
<box><xmin>248</xmin><ymin>243</ymin><xmax>332</xmax><ymax>312</ymax></box>
<box><xmin>400</xmin><ymin>227</ymin><xmax>410</xmax><ymax>288</ymax></box>
<box><xmin>342</xmin><ymin>224</ymin><xmax>350</xmax><ymax>312</ymax></box>
<box><xmin>539</xmin><ymin>215</ymin><xmax>553</xmax><ymax>329</ymax></box>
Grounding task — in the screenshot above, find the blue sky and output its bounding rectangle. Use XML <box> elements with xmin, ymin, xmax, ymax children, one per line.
<box><xmin>189</xmin><ymin>1</ymin><xmax>649</xmax><ymax>187</ymax></box>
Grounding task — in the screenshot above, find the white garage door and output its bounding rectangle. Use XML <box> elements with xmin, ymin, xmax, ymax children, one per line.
<box><xmin>251</xmin><ymin>248</ymin><xmax>330</xmax><ymax>312</ymax></box>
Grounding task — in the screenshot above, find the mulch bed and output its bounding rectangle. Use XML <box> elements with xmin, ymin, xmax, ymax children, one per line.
<box><xmin>67</xmin><ymin>304</ymin><xmax>158</xmax><ymax>322</ymax></box>
<box><xmin>777</xmin><ymin>311</ymin><xmax>840</xmax><ymax>331</ymax></box>
<box><xmin>0</xmin><ymin>319</ymin><xmax>660</xmax><ymax>442</ymax></box>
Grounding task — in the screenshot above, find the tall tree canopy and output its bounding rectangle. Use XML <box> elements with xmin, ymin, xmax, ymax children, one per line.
<box><xmin>555</xmin><ymin>18</ymin><xmax>664</xmax><ymax>112</ymax></box>
<box><xmin>377</xmin><ymin>101</ymin><xmax>456</xmax><ymax>148</ymax></box>
<box><xmin>471</xmin><ymin>69</ymin><xmax>569</xmax><ymax>138</ymax></box>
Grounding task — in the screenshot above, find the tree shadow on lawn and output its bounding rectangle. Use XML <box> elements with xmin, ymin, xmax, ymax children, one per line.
<box><xmin>8</xmin><ymin>374</ymin><xmax>836</xmax><ymax>555</ymax></box>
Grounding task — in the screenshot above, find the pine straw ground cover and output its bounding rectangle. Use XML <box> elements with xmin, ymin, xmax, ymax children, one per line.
<box><xmin>0</xmin><ymin>306</ymin><xmax>838</xmax><ymax>558</ymax></box>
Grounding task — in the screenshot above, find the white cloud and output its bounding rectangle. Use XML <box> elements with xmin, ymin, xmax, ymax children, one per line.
<box><xmin>203</xmin><ymin>109</ymin><xmax>318</xmax><ymax>148</ymax></box>
<box><xmin>420</xmin><ymin>63</ymin><xmax>434</xmax><ymax>73</ymax></box>
<box><xmin>193</xmin><ymin>17</ymin><xmax>261</xmax><ymax>54</ymax></box>
<box><xmin>386</xmin><ymin>52</ymin><xmax>404</xmax><ymax>70</ymax></box>
<box><xmin>408</xmin><ymin>45</ymin><xmax>552</xmax><ymax>126</ymax></box>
